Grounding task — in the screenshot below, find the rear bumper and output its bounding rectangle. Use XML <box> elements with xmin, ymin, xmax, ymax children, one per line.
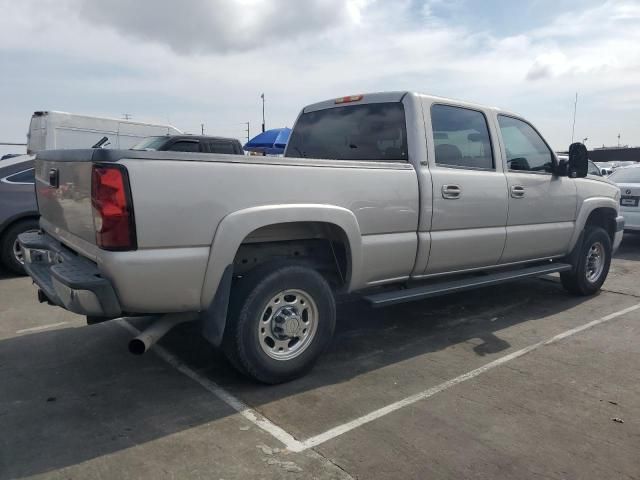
<box><xmin>18</xmin><ymin>231</ymin><xmax>122</xmax><ymax>317</ymax></box>
<box><xmin>621</xmin><ymin>210</ymin><xmax>640</xmax><ymax>232</ymax></box>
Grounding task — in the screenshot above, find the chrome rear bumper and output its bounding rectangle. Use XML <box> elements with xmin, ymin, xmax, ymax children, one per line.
<box><xmin>18</xmin><ymin>231</ymin><xmax>122</xmax><ymax>318</ymax></box>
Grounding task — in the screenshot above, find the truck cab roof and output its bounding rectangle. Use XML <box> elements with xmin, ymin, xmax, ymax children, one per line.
<box><xmin>302</xmin><ymin>91</ymin><xmax>517</xmax><ymax>118</ymax></box>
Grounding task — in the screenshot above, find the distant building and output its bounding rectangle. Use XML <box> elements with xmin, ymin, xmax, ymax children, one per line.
<box><xmin>588</xmin><ymin>146</ymin><xmax>640</xmax><ymax>163</ymax></box>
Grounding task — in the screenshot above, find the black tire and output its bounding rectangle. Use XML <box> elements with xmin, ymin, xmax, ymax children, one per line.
<box><xmin>561</xmin><ymin>226</ymin><xmax>612</xmax><ymax>296</ymax></box>
<box><xmin>223</xmin><ymin>262</ymin><xmax>336</xmax><ymax>384</ymax></box>
<box><xmin>0</xmin><ymin>219</ymin><xmax>39</xmax><ymax>275</ymax></box>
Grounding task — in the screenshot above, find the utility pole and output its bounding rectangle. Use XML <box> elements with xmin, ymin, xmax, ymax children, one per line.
<box><xmin>261</xmin><ymin>93</ymin><xmax>265</xmax><ymax>133</ymax></box>
<box><xmin>244</xmin><ymin>122</ymin><xmax>250</xmax><ymax>143</ymax></box>
<box><xmin>570</xmin><ymin>92</ymin><xmax>577</xmax><ymax>143</ymax></box>
<box><xmin>201</xmin><ymin>123</ymin><xmax>204</xmax><ymax>135</ymax></box>
<box><xmin>618</xmin><ymin>133</ymin><xmax>621</xmax><ymax>147</ymax></box>
<box><xmin>122</xmin><ymin>113</ymin><xmax>132</xmax><ymax>120</ymax></box>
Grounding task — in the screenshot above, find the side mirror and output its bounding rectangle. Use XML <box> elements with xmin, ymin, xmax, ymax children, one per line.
<box><xmin>568</xmin><ymin>142</ymin><xmax>588</xmax><ymax>178</ymax></box>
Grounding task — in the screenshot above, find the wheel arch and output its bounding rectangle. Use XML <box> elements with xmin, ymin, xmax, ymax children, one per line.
<box><xmin>568</xmin><ymin>198</ymin><xmax>619</xmax><ymax>251</ymax></box>
<box><xmin>0</xmin><ymin>212</ymin><xmax>40</xmax><ymax>239</ymax></box>
<box><xmin>200</xmin><ymin>204</ymin><xmax>363</xmax><ymax>309</ymax></box>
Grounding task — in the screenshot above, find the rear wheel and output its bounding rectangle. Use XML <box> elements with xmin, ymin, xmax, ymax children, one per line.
<box><xmin>0</xmin><ymin>219</ymin><xmax>39</xmax><ymax>275</ymax></box>
<box><xmin>561</xmin><ymin>226</ymin><xmax>611</xmax><ymax>296</ymax></box>
<box><xmin>223</xmin><ymin>262</ymin><xmax>336</xmax><ymax>384</ymax></box>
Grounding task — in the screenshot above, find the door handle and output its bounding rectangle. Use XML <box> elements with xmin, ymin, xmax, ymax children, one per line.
<box><xmin>510</xmin><ymin>185</ymin><xmax>525</xmax><ymax>198</ymax></box>
<box><xmin>442</xmin><ymin>184</ymin><xmax>462</xmax><ymax>199</ymax></box>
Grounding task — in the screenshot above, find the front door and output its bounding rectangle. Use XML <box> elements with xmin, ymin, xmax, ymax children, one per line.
<box><xmin>497</xmin><ymin>115</ymin><xmax>577</xmax><ymax>263</ymax></box>
<box><xmin>423</xmin><ymin>103</ymin><xmax>508</xmax><ymax>275</ymax></box>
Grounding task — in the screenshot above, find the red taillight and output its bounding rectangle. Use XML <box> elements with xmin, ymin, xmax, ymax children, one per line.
<box><xmin>91</xmin><ymin>164</ymin><xmax>136</xmax><ymax>250</ymax></box>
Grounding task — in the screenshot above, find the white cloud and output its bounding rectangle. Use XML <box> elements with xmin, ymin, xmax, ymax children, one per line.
<box><xmin>76</xmin><ymin>0</ymin><xmax>367</xmax><ymax>54</ymax></box>
<box><xmin>0</xmin><ymin>0</ymin><xmax>639</xmax><ymax>152</ymax></box>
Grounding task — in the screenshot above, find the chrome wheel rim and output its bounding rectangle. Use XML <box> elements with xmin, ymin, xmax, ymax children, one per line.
<box><xmin>12</xmin><ymin>230</ymin><xmax>37</xmax><ymax>265</ymax></box>
<box><xmin>585</xmin><ymin>241</ymin><xmax>605</xmax><ymax>283</ymax></box>
<box><xmin>258</xmin><ymin>289</ymin><xmax>318</xmax><ymax>361</ymax></box>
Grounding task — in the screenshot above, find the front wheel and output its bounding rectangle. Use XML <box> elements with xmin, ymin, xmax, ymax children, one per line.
<box><xmin>223</xmin><ymin>262</ymin><xmax>336</xmax><ymax>384</ymax></box>
<box><xmin>561</xmin><ymin>226</ymin><xmax>612</xmax><ymax>296</ymax></box>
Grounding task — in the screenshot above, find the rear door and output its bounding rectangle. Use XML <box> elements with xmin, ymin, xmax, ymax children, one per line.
<box><xmin>497</xmin><ymin>115</ymin><xmax>577</xmax><ymax>263</ymax></box>
<box><xmin>422</xmin><ymin>102</ymin><xmax>508</xmax><ymax>275</ymax></box>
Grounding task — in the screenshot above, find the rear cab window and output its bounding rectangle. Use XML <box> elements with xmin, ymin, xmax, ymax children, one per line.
<box><xmin>286</xmin><ymin>102</ymin><xmax>408</xmax><ymax>161</ymax></box>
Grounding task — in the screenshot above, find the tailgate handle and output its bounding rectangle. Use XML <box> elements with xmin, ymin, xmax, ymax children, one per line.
<box><xmin>48</xmin><ymin>168</ymin><xmax>59</xmax><ymax>188</ymax></box>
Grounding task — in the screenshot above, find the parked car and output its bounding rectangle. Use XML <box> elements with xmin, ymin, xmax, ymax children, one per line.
<box><xmin>595</xmin><ymin>162</ymin><xmax>615</xmax><ymax>176</ymax></box>
<box><xmin>611</xmin><ymin>161</ymin><xmax>636</xmax><ymax>169</ymax></box>
<box><xmin>27</xmin><ymin>110</ymin><xmax>181</xmax><ymax>154</ymax></box>
<box><xmin>608</xmin><ymin>164</ymin><xmax>640</xmax><ymax>232</ymax></box>
<box><xmin>131</xmin><ymin>135</ymin><xmax>244</xmax><ymax>155</ymax></box>
<box><xmin>0</xmin><ymin>155</ymin><xmax>38</xmax><ymax>274</ymax></box>
<box><xmin>19</xmin><ymin>92</ymin><xmax>623</xmax><ymax>384</ymax></box>
<box><xmin>559</xmin><ymin>156</ymin><xmax>602</xmax><ymax>177</ymax></box>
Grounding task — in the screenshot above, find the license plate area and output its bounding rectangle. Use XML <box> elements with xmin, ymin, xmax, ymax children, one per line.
<box><xmin>621</xmin><ymin>196</ymin><xmax>639</xmax><ymax>207</ymax></box>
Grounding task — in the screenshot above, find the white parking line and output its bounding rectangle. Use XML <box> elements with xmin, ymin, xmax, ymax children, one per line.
<box><xmin>116</xmin><ymin>304</ymin><xmax>639</xmax><ymax>454</ymax></box>
<box><xmin>295</xmin><ymin>303</ymin><xmax>640</xmax><ymax>452</ymax></box>
<box><xmin>115</xmin><ymin>319</ymin><xmax>306</xmax><ymax>452</ymax></box>
<box><xmin>16</xmin><ymin>321</ymin><xmax>69</xmax><ymax>334</ymax></box>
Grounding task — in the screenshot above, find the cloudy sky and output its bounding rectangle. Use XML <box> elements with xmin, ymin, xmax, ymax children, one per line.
<box><xmin>1</xmin><ymin>0</ymin><xmax>639</xmax><ymax>156</ymax></box>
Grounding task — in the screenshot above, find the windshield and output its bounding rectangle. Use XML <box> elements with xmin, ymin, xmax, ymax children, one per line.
<box><xmin>131</xmin><ymin>136</ymin><xmax>169</xmax><ymax>151</ymax></box>
<box><xmin>609</xmin><ymin>167</ymin><xmax>640</xmax><ymax>183</ymax></box>
<box><xmin>286</xmin><ymin>102</ymin><xmax>408</xmax><ymax>161</ymax></box>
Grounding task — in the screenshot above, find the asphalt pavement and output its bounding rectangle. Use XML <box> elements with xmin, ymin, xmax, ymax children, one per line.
<box><xmin>1</xmin><ymin>234</ymin><xmax>639</xmax><ymax>479</ymax></box>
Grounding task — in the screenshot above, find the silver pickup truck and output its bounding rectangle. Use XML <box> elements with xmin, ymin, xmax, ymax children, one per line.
<box><xmin>20</xmin><ymin>92</ymin><xmax>624</xmax><ymax>383</ymax></box>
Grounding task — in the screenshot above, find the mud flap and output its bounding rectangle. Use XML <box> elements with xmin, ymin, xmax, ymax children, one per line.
<box><xmin>565</xmin><ymin>229</ymin><xmax>585</xmax><ymax>274</ymax></box>
<box><xmin>201</xmin><ymin>264</ymin><xmax>233</xmax><ymax>347</ymax></box>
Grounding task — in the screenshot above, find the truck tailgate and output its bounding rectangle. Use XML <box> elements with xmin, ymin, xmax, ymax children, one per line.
<box><xmin>35</xmin><ymin>150</ymin><xmax>98</xmax><ymax>246</ymax></box>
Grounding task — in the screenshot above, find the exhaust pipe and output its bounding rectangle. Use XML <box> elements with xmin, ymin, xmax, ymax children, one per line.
<box><xmin>128</xmin><ymin>313</ymin><xmax>198</xmax><ymax>355</ymax></box>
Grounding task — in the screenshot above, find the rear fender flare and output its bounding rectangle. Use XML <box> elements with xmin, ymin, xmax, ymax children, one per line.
<box><xmin>200</xmin><ymin>204</ymin><xmax>363</xmax><ymax>309</ymax></box>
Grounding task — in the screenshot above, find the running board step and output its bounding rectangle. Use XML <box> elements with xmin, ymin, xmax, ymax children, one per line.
<box><xmin>365</xmin><ymin>263</ymin><xmax>573</xmax><ymax>307</ymax></box>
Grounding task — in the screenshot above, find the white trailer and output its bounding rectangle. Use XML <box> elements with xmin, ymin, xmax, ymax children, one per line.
<box><xmin>26</xmin><ymin>111</ymin><xmax>181</xmax><ymax>154</ymax></box>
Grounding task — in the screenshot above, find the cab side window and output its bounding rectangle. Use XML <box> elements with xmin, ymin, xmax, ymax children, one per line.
<box><xmin>4</xmin><ymin>168</ymin><xmax>35</xmax><ymax>184</ymax></box>
<box><xmin>431</xmin><ymin>104</ymin><xmax>494</xmax><ymax>170</ymax></box>
<box><xmin>587</xmin><ymin>160</ymin><xmax>601</xmax><ymax>176</ymax></box>
<box><xmin>208</xmin><ymin>141</ymin><xmax>237</xmax><ymax>154</ymax></box>
<box><xmin>498</xmin><ymin>115</ymin><xmax>554</xmax><ymax>173</ymax></box>
<box><xmin>167</xmin><ymin>140</ymin><xmax>200</xmax><ymax>152</ymax></box>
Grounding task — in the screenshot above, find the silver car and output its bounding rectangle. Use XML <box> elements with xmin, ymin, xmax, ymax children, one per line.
<box><xmin>0</xmin><ymin>155</ymin><xmax>39</xmax><ymax>274</ymax></box>
<box><xmin>609</xmin><ymin>164</ymin><xmax>640</xmax><ymax>231</ymax></box>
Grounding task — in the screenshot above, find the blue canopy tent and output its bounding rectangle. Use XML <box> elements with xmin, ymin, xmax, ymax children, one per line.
<box><xmin>244</xmin><ymin>127</ymin><xmax>291</xmax><ymax>155</ymax></box>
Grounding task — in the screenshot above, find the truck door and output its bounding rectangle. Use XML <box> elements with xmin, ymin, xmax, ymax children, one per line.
<box><xmin>496</xmin><ymin>115</ymin><xmax>577</xmax><ymax>263</ymax></box>
<box><xmin>422</xmin><ymin>103</ymin><xmax>508</xmax><ymax>275</ymax></box>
